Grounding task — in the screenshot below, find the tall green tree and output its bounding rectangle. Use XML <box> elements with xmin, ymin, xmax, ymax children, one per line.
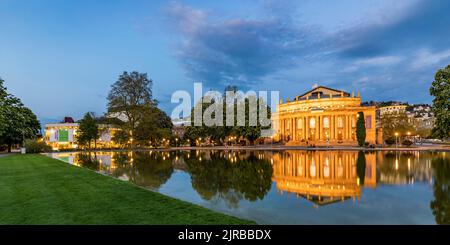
<box><xmin>77</xmin><ymin>112</ymin><xmax>99</xmax><ymax>150</ymax></box>
<box><xmin>430</xmin><ymin>65</ymin><xmax>450</xmax><ymax>140</ymax></box>
<box><xmin>0</xmin><ymin>78</ymin><xmax>40</xmax><ymax>152</ymax></box>
<box><xmin>134</xmin><ymin>106</ymin><xmax>173</xmax><ymax>147</ymax></box>
<box><xmin>356</xmin><ymin>111</ymin><xmax>366</xmax><ymax>147</ymax></box>
<box><xmin>107</xmin><ymin>71</ymin><xmax>155</xmax><ymax>147</ymax></box>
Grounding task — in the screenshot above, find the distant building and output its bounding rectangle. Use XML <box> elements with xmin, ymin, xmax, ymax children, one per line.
<box><xmin>45</xmin><ymin>119</ymin><xmax>120</xmax><ymax>150</ymax></box>
<box><xmin>406</xmin><ymin>104</ymin><xmax>435</xmax><ymax>133</ymax></box>
<box><xmin>378</xmin><ymin>104</ymin><xmax>407</xmax><ymax>116</ymax></box>
<box><xmin>272</xmin><ymin>86</ymin><xmax>380</xmax><ymax>145</ymax></box>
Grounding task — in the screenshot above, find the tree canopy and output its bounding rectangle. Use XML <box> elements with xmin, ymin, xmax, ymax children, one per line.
<box><xmin>183</xmin><ymin>88</ymin><xmax>271</xmax><ymax>145</ymax></box>
<box><xmin>107</xmin><ymin>71</ymin><xmax>156</xmax><ymax>142</ymax></box>
<box><xmin>0</xmin><ymin>78</ymin><xmax>41</xmax><ymax>152</ymax></box>
<box><xmin>430</xmin><ymin>65</ymin><xmax>450</xmax><ymax>140</ymax></box>
<box><xmin>356</xmin><ymin>112</ymin><xmax>366</xmax><ymax>146</ymax></box>
<box><xmin>107</xmin><ymin>71</ymin><xmax>173</xmax><ymax>148</ymax></box>
<box><xmin>77</xmin><ymin>112</ymin><xmax>99</xmax><ymax>149</ymax></box>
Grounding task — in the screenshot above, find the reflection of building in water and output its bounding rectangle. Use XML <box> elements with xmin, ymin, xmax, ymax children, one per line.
<box><xmin>272</xmin><ymin>151</ymin><xmax>376</xmax><ymax>205</ymax></box>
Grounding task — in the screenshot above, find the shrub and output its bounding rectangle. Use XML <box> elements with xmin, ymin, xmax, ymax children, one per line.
<box><xmin>24</xmin><ymin>139</ymin><xmax>52</xmax><ymax>153</ymax></box>
<box><xmin>402</xmin><ymin>139</ymin><xmax>414</xmax><ymax>147</ymax></box>
<box><xmin>364</xmin><ymin>142</ymin><xmax>370</xmax><ymax>147</ymax></box>
<box><xmin>385</xmin><ymin>137</ymin><xmax>395</xmax><ymax>145</ymax></box>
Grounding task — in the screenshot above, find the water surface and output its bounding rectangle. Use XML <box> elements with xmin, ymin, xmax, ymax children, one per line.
<box><xmin>48</xmin><ymin>150</ymin><xmax>449</xmax><ymax>224</ymax></box>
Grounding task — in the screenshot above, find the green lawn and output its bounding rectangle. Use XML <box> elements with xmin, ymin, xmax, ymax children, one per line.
<box><xmin>0</xmin><ymin>154</ymin><xmax>254</xmax><ymax>224</ymax></box>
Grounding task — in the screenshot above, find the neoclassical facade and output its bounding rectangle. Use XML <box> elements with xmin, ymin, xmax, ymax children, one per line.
<box><xmin>272</xmin><ymin>86</ymin><xmax>379</xmax><ymax>145</ymax></box>
<box><xmin>272</xmin><ymin>151</ymin><xmax>377</xmax><ymax>204</ymax></box>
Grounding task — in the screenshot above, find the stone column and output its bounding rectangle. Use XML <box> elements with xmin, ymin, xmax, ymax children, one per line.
<box><xmin>305</xmin><ymin>116</ymin><xmax>309</xmax><ymax>141</ymax></box>
<box><xmin>331</xmin><ymin>115</ymin><xmax>335</xmax><ymax>140</ymax></box>
<box><xmin>293</xmin><ymin>117</ymin><xmax>296</xmax><ymax>141</ymax></box>
<box><xmin>317</xmin><ymin>116</ymin><xmax>320</xmax><ymax>140</ymax></box>
<box><xmin>345</xmin><ymin>115</ymin><xmax>349</xmax><ymax>140</ymax></box>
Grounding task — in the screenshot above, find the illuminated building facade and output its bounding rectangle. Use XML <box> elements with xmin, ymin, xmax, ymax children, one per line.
<box><xmin>272</xmin><ymin>86</ymin><xmax>380</xmax><ymax>145</ymax></box>
<box><xmin>45</xmin><ymin>123</ymin><xmax>120</xmax><ymax>150</ymax></box>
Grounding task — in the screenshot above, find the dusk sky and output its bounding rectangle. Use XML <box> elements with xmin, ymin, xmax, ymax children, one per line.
<box><xmin>1</xmin><ymin>0</ymin><xmax>450</xmax><ymax>123</ymax></box>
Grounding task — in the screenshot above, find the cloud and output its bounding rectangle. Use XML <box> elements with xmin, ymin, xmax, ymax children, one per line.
<box><xmin>166</xmin><ymin>1</ymin><xmax>322</xmax><ymax>87</ymax></box>
<box><xmin>410</xmin><ymin>49</ymin><xmax>450</xmax><ymax>69</ymax></box>
<box><xmin>164</xmin><ymin>0</ymin><xmax>450</xmax><ymax>103</ymax></box>
<box><xmin>354</xmin><ymin>56</ymin><xmax>403</xmax><ymax>66</ymax></box>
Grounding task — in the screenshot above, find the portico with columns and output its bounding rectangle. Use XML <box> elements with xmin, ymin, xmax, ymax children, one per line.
<box><xmin>272</xmin><ymin>86</ymin><xmax>378</xmax><ymax>146</ymax></box>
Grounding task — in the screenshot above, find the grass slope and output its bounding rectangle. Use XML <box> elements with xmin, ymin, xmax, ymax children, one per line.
<box><xmin>0</xmin><ymin>154</ymin><xmax>254</xmax><ymax>225</ymax></box>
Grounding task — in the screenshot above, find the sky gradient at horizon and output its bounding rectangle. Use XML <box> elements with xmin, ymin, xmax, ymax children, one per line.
<box><xmin>1</xmin><ymin>0</ymin><xmax>450</xmax><ymax>122</ymax></box>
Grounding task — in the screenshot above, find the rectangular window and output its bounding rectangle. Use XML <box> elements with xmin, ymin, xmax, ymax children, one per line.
<box><xmin>365</xmin><ymin>116</ymin><xmax>372</xmax><ymax>129</ymax></box>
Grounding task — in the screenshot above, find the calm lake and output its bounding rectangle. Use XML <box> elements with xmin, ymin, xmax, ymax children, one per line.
<box><xmin>48</xmin><ymin>150</ymin><xmax>449</xmax><ymax>224</ymax></box>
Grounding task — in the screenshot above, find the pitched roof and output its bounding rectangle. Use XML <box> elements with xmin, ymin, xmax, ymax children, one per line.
<box><xmin>297</xmin><ymin>86</ymin><xmax>350</xmax><ymax>99</ymax></box>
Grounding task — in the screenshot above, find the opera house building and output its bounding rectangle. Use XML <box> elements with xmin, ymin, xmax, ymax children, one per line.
<box><xmin>272</xmin><ymin>86</ymin><xmax>382</xmax><ymax>146</ymax></box>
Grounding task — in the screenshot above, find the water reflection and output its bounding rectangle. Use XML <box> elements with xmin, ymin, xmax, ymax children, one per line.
<box><xmin>272</xmin><ymin>151</ymin><xmax>376</xmax><ymax>205</ymax></box>
<box><xmin>430</xmin><ymin>156</ymin><xmax>450</xmax><ymax>224</ymax></box>
<box><xmin>48</xmin><ymin>150</ymin><xmax>450</xmax><ymax>224</ymax></box>
<box><xmin>184</xmin><ymin>151</ymin><xmax>273</xmax><ymax>208</ymax></box>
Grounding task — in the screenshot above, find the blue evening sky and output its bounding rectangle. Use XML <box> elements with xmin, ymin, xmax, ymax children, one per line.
<box><xmin>1</xmin><ymin>0</ymin><xmax>450</xmax><ymax>122</ymax></box>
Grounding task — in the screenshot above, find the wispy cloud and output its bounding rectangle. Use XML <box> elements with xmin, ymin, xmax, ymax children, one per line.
<box><xmin>164</xmin><ymin>0</ymin><xmax>450</xmax><ymax>103</ymax></box>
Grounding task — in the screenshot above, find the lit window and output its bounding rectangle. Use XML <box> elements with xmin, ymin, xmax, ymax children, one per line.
<box><xmin>323</xmin><ymin>117</ymin><xmax>329</xmax><ymax>128</ymax></box>
<box><xmin>297</xmin><ymin>118</ymin><xmax>302</xmax><ymax>129</ymax></box>
<box><xmin>365</xmin><ymin>116</ymin><xmax>372</xmax><ymax>129</ymax></box>
<box><xmin>351</xmin><ymin>117</ymin><xmax>356</xmax><ymax>128</ymax></box>
<box><xmin>337</xmin><ymin>117</ymin><xmax>343</xmax><ymax>128</ymax></box>
<box><xmin>310</xmin><ymin>118</ymin><xmax>316</xmax><ymax>129</ymax></box>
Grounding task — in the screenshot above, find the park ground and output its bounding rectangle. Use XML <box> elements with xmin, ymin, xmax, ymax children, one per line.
<box><xmin>0</xmin><ymin>154</ymin><xmax>254</xmax><ymax>225</ymax></box>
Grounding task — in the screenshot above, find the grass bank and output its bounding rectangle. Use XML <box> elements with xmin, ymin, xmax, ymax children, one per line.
<box><xmin>0</xmin><ymin>154</ymin><xmax>254</xmax><ymax>224</ymax></box>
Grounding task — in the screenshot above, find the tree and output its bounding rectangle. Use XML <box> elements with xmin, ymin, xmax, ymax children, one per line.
<box><xmin>107</xmin><ymin>71</ymin><xmax>155</xmax><ymax>147</ymax></box>
<box><xmin>112</xmin><ymin>129</ymin><xmax>130</xmax><ymax>148</ymax></box>
<box><xmin>134</xmin><ymin>106</ymin><xmax>173</xmax><ymax>147</ymax></box>
<box><xmin>430</xmin><ymin>65</ymin><xmax>450</xmax><ymax>140</ymax></box>
<box><xmin>0</xmin><ymin>78</ymin><xmax>7</xmax><ymax>136</ymax></box>
<box><xmin>0</xmin><ymin>78</ymin><xmax>41</xmax><ymax>152</ymax></box>
<box><xmin>77</xmin><ymin>112</ymin><xmax>99</xmax><ymax>150</ymax></box>
<box><xmin>183</xmin><ymin>89</ymin><xmax>271</xmax><ymax>145</ymax></box>
<box><xmin>356</xmin><ymin>111</ymin><xmax>366</xmax><ymax>147</ymax></box>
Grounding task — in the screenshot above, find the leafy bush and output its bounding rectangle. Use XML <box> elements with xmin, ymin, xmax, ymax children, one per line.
<box><xmin>402</xmin><ymin>139</ymin><xmax>414</xmax><ymax>147</ymax></box>
<box><xmin>24</xmin><ymin>139</ymin><xmax>52</xmax><ymax>153</ymax></box>
<box><xmin>385</xmin><ymin>137</ymin><xmax>396</xmax><ymax>145</ymax></box>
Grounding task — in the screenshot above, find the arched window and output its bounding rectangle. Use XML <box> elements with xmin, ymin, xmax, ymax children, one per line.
<box><xmin>310</xmin><ymin>118</ymin><xmax>316</xmax><ymax>129</ymax></box>
<box><xmin>323</xmin><ymin>117</ymin><xmax>330</xmax><ymax>128</ymax></box>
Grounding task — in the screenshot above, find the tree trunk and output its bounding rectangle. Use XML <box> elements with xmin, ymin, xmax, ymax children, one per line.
<box><xmin>7</xmin><ymin>143</ymin><xmax>12</xmax><ymax>153</ymax></box>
